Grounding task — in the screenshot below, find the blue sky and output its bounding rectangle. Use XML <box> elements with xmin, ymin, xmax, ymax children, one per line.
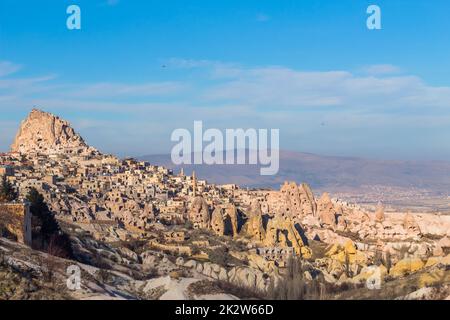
<box><xmin>0</xmin><ymin>0</ymin><xmax>449</xmax><ymax>159</ymax></box>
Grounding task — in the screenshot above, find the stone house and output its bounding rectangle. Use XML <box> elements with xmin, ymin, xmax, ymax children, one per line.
<box><xmin>256</xmin><ymin>247</ymin><xmax>295</xmax><ymax>268</ymax></box>
<box><xmin>0</xmin><ymin>165</ymin><xmax>14</xmax><ymax>177</ymax></box>
<box><xmin>163</xmin><ymin>231</ymin><xmax>187</xmax><ymax>243</ymax></box>
<box><xmin>0</xmin><ymin>202</ymin><xmax>32</xmax><ymax>246</ymax></box>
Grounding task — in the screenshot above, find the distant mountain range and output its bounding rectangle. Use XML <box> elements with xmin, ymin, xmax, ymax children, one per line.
<box><xmin>140</xmin><ymin>150</ymin><xmax>450</xmax><ymax>195</ymax></box>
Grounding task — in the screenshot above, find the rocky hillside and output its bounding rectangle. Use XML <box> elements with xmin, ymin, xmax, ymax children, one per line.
<box><xmin>0</xmin><ymin>232</ymin><xmax>242</xmax><ymax>300</ymax></box>
<box><xmin>2</xmin><ymin>109</ymin><xmax>449</xmax><ymax>301</ymax></box>
<box><xmin>10</xmin><ymin>109</ymin><xmax>96</xmax><ymax>155</ymax></box>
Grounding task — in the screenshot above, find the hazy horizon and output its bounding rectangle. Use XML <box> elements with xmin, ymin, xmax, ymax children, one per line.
<box><xmin>2</xmin><ymin>109</ymin><xmax>450</xmax><ymax>163</ymax></box>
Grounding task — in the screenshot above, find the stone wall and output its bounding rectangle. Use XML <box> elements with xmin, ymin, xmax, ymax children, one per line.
<box><xmin>0</xmin><ymin>165</ymin><xmax>14</xmax><ymax>177</ymax></box>
<box><xmin>0</xmin><ymin>202</ymin><xmax>32</xmax><ymax>246</ymax></box>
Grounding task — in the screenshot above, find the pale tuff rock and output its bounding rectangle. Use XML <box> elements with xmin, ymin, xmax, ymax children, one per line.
<box><xmin>182</xmin><ymin>259</ymin><xmax>271</xmax><ymax>291</ymax></box>
<box><xmin>189</xmin><ymin>196</ymin><xmax>210</xmax><ymax>229</ymax></box>
<box><xmin>432</xmin><ymin>245</ymin><xmax>444</xmax><ymax>257</ymax></box>
<box><xmin>432</xmin><ymin>237</ymin><xmax>450</xmax><ymax>257</ymax></box>
<box><xmin>11</xmin><ymin>109</ymin><xmax>97</xmax><ymax>155</ymax></box>
<box><xmin>247</xmin><ymin>252</ymin><xmax>276</xmax><ymax>272</ymax></box>
<box><xmin>103</xmin><ymin>193</ymin><xmax>155</xmax><ymax>230</ymax></box>
<box><xmin>317</xmin><ymin>193</ymin><xmax>337</xmax><ymax>227</ymax></box>
<box><xmin>223</xmin><ymin>203</ymin><xmax>239</xmax><ymax>238</ymax></box>
<box><xmin>242</xmin><ymin>200</ymin><xmax>265</xmax><ymax>241</ymax></box>
<box><xmin>207</xmin><ymin>203</ymin><xmax>239</xmax><ymax>237</ymax></box>
<box><xmin>266</xmin><ymin>182</ymin><xmax>316</xmax><ymax>220</ymax></box>
<box><xmin>249</xmin><ymin>199</ymin><xmax>263</xmax><ymax>217</ymax></box>
<box><xmin>53</xmin><ymin>196</ymin><xmax>95</xmax><ymax>222</ymax></box>
<box><xmin>227</xmin><ymin>266</ymin><xmax>269</xmax><ymax>292</ymax></box>
<box><xmin>301</xmin><ymin>214</ymin><xmax>321</xmax><ymax>229</ymax></box>
<box><xmin>437</xmin><ymin>237</ymin><xmax>450</xmax><ymax>251</ymax></box>
<box><xmin>278</xmin><ymin>182</ymin><xmax>316</xmax><ymax>219</ymax></box>
<box><xmin>301</xmin><ymin>183</ymin><xmax>317</xmax><ymax>215</ymax></box>
<box><xmin>414</xmin><ymin>214</ymin><xmax>450</xmax><ymax>237</ymax></box>
<box><xmin>403</xmin><ymin>212</ymin><xmax>421</xmax><ymax>235</ymax></box>
<box><xmin>383</xmin><ymin>241</ymin><xmax>431</xmax><ymax>261</ymax></box>
<box><xmin>325</xmin><ymin>240</ymin><xmax>368</xmax><ymax>266</ymax></box>
<box><xmin>376</xmin><ymin>239</ymin><xmax>385</xmax><ymax>252</ymax></box>
<box><xmin>308</xmin><ymin>229</ymin><xmax>352</xmax><ymax>246</ymax></box>
<box><xmin>400</xmin><ymin>286</ymin><xmax>447</xmax><ymax>300</ymax></box>
<box><xmin>334</xmin><ymin>204</ymin><xmax>348</xmax><ymax>231</ymax></box>
<box><xmin>139</xmin><ymin>276</ymin><xmax>238</xmax><ymax>300</ymax></box>
<box><xmin>375</xmin><ymin>202</ymin><xmax>385</xmax><ymax>223</ymax></box>
<box><xmin>350</xmin><ymin>264</ymin><xmax>388</xmax><ymax>285</ymax></box>
<box><xmin>263</xmin><ymin>216</ymin><xmax>311</xmax><ymax>258</ymax></box>
<box><xmin>210</xmin><ymin>206</ymin><xmax>225</xmax><ymax>236</ymax></box>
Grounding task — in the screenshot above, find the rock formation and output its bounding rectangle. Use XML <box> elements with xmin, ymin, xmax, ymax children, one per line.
<box><xmin>189</xmin><ymin>196</ymin><xmax>210</xmax><ymax>229</ymax></box>
<box><xmin>210</xmin><ymin>206</ymin><xmax>225</xmax><ymax>236</ymax></box>
<box><xmin>390</xmin><ymin>257</ymin><xmax>425</xmax><ymax>277</ymax></box>
<box><xmin>11</xmin><ymin>109</ymin><xmax>96</xmax><ymax>155</ymax></box>
<box><xmin>265</xmin><ymin>182</ymin><xmax>317</xmax><ymax>221</ymax></box>
<box><xmin>242</xmin><ymin>200</ymin><xmax>266</xmax><ymax>241</ymax></box>
<box><xmin>375</xmin><ymin>202</ymin><xmax>385</xmax><ymax>223</ymax></box>
<box><xmin>263</xmin><ymin>215</ymin><xmax>311</xmax><ymax>258</ymax></box>
<box><xmin>277</xmin><ymin>182</ymin><xmax>317</xmax><ymax>219</ymax></box>
<box><xmin>325</xmin><ymin>240</ymin><xmax>368</xmax><ymax>266</ymax></box>
<box><xmin>403</xmin><ymin>212</ymin><xmax>421</xmax><ymax>235</ymax></box>
<box><xmin>317</xmin><ymin>193</ymin><xmax>336</xmax><ymax>227</ymax></box>
<box><xmin>300</xmin><ymin>183</ymin><xmax>317</xmax><ymax>216</ymax></box>
<box><xmin>223</xmin><ymin>203</ymin><xmax>239</xmax><ymax>237</ymax></box>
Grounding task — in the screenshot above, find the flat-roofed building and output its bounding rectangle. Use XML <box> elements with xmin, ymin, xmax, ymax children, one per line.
<box><xmin>0</xmin><ymin>202</ymin><xmax>32</xmax><ymax>246</ymax></box>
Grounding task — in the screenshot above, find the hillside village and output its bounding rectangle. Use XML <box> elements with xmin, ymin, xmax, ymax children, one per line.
<box><xmin>0</xmin><ymin>109</ymin><xmax>449</xmax><ymax>300</ymax></box>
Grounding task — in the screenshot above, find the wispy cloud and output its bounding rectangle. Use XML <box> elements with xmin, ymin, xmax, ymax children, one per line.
<box><xmin>362</xmin><ymin>64</ymin><xmax>402</xmax><ymax>76</ymax></box>
<box><xmin>0</xmin><ymin>61</ymin><xmax>21</xmax><ymax>77</ymax></box>
<box><xmin>178</xmin><ymin>61</ymin><xmax>450</xmax><ymax>112</ymax></box>
<box><xmin>63</xmin><ymin>82</ymin><xmax>186</xmax><ymax>99</ymax></box>
<box><xmin>3</xmin><ymin>59</ymin><xmax>450</xmax><ymax>114</ymax></box>
<box><xmin>1</xmin><ymin>59</ymin><xmax>450</xmax><ymax>157</ymax></box>
<box><xmin>0</xmin><ymin>75</ymin><xmax>57</xmax><ymax>90</ymax></box>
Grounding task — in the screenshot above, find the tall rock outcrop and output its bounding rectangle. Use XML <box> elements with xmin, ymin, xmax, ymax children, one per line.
<box><xmin>210</xmin><ymin>207</ymin><xmax>225</xmax><ymax>236</ymax></box>
<box><xmin>242</xmin><ymin>200</ymin><xmax>266</xmax><ymax>242</ymax></box>
<box><xmin>375</xmin><ymin>202</ymin><xmax>385</xmax><ymax>223</ymax></box>
<box><xmin>224</xmin><ymin>204</ymin><xmax>239</xmax><ymax>238</ymax></box>
<box><xmin>403</xmin><ymin>212</ymin><xmax>421</xmax><ymax>235</ymax></box>
<box><xmin>263</xmin><ymin>216</ymin><xmax>311</xmax><ymax>258</ymax></box>
<box><xmin>267</xmin><ymin>181</ymin><xmax>316</xmax><ymax>220</ymax></box>
<box><xmin>11</xmin><ymin>109</ymin><xmax>96</xmax><ymax>155</ymax></box>
<box><xmin>317</xmin><ymin>193</ymin><xmax>337</xmax><ymax>227</ymax></box>
<box><xmin>189</xmin><ymin>196</ymin><xmax>210</xmax><ymax>229</ymax></box>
